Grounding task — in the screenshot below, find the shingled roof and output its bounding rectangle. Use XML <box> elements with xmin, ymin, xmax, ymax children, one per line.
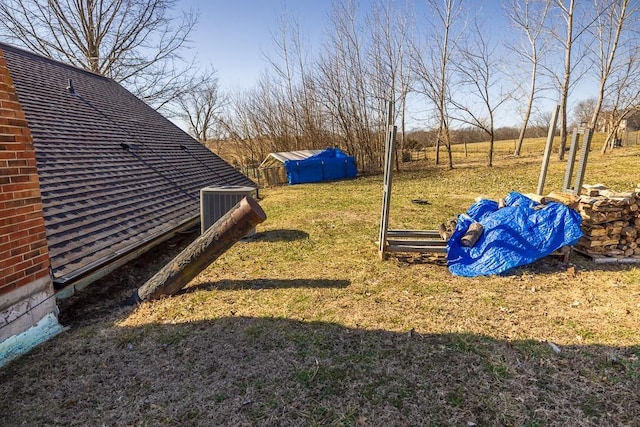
<box><xmin>1</xmin><ymin>43</ymin><xmax>256</xmax><ymax>286</ymax></box>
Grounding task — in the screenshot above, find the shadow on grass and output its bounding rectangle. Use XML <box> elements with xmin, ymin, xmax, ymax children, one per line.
<box><xmin>181</xmin><ymin>278</ymin><xmax>350</xmax><ymax>294</ymax></box>
<box><xmin>2</xmin><ymin>316</ymin><xmax>638</xmax><ymax>427</ymax></box>
<box><xmin>392</xmin><ymin>250</ymin><xmax>640</xmax><ymax>275</ymax></box>
<box><xmin>253</xmin><ymin>229</ymin><xmax>309</xmax><ymax>242</ymax></box>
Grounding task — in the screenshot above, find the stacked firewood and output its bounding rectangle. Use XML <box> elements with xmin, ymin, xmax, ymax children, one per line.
<box><xmin>574</xmin><ymin>184</ymin><xmax>640</xmax><ymax>258</ymax></box>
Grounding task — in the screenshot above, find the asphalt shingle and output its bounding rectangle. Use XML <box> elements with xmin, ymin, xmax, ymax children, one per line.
<box><xmin>1</xmin><ymin>43</ymin><xmax>256</xmax><ymax>284</ymax></box>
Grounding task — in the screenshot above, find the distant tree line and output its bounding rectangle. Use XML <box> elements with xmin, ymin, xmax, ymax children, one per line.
<box><xmin>209</xmin><ymin>0</ymin><xmax>640</xmax><ymax>171</ymax></box>
<box><xmin>3</xmin><ymin>0</ymin><xmax>640</xmax><ymax>171</ymax></box>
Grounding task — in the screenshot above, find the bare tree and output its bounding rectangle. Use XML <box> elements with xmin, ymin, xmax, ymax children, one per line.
<box><xmin>265</xmin><ymin>12</ymin><xmax>327</xmax><ymax>151</ymax></box>
<box><xmin>451</xmin><ymin>21</ymin><xmax>510</xmax><ymax>167</ymax></box>
<box><xmin>412</xmin><ymin>0</ymin><xmax>467</xmax><ymax>169</ymax></box>
<box><xmin>316</xmin><ymin>0</ymin><xmax>381</xmax><ymax>172</ymax></box>
<box><xmin>176</xmin><ymin>69</ymin><xmax>226</xmax><ymax>143</ymax></box>
<box><xmin>545</xmin><ymin>0</ymin><xmax>596</xmax><ymax>160</ymax></box>
<box><xmin>0</xmin><ymin>0</ymin><xmax>197</xmax><ymax>110</ymax></box>
<box><xmin>597</xmin><ymin>47</ymin><xmax>640</xmax><ymax>150</ymax></box>
<box><xmin>219</xmin><ymin>89</ymin><xmax>266</xmax><ymax>167</ymax></box>
<box><xmin>554</xmin><ymin>0</ymin><xmax>576</xmax><ymax>160</ymax></box>
<box><xmin>505</xmin><ymin>0</ymin><xmax>552</xmax><ymax>156</ymax></box>
<box><xmin>588</xmin><ymin>0</ymin><xmax>640</xmax><ymax>153</ymax></box>
<box><xmin>366</xmin><ymin>0</ymin><xmax>415</xmax><ymax>171</ymax></box>
<box><xmin>573</xmin><ymin>97</ymin><xmax>597</xmax><ymax>127</ymax></box>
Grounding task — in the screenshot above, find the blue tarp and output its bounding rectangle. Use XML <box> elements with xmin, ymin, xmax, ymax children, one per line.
<box><xmin>284</xmin><ymin>148</ymin><xmax>357</xmax><ymax>184</ymax></box>
<box><xmin>447</xmin><ymin>192</ymin><xmax>583</xmax><ymax>277</ymax></box>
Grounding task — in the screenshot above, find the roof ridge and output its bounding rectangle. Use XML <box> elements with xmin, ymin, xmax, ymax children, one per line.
<box><xmin>0</xmin><ymin>41</ymin><xmax>111</xmax><ymax>81</ymax></box>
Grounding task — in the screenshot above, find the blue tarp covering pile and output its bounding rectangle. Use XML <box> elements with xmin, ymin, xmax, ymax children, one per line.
<box><xmin>284</xmin><ymin>148</ymin><xmax>357</xmax><ymax>184</ymax></box>
<box><xmin>447</xmin><ymin>192</ymin><xmax>583</xmax><ymax>277</ymax></box>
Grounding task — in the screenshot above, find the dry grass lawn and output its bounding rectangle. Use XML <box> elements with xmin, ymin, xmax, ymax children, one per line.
<box><xmin>2</xmin><ymin>143</ymin><xmax>640</xmax><ymax>426</ymax></box>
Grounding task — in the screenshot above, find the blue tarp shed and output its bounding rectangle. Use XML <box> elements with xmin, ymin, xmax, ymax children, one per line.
<box><xmin>284</xmin><ymin>148</ymin><xmax>357</xmax><ymax>184</ymax></box>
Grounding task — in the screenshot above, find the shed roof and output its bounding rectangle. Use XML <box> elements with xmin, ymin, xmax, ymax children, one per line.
<box><xmin>1</xmin><ymin>43</ymin><xmax>256</xmax><ymax>285</ymax></box>
<box><xmin>259</xmin><ymin>150</ymin><xmax>324</xmax><ymax>168</ymax></box>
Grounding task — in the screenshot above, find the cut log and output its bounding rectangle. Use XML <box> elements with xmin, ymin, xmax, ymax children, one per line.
<box><xmin>129</xmin><ymin>196</ymin><xmax>266</xmax><ymax>303</ymax></box>
<box><xmin>461</xmin><ymin>222</ymin><xmax>483</xmax><ymax>247</ymax></box>
<box><xmin>622</xmin><ymin>226</ymin><xmax>637</xmax><ymax>239</ymax></box>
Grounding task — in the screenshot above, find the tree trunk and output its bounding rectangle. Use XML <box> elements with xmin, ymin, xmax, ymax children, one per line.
<box><xmin>130</xmin><ymin>196</ymin><xmax>267</xmax><ymax>302</ymax></box>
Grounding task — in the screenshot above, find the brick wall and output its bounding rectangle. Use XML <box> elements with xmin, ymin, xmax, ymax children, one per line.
<box><xmin>0</xmin><ymin>49</ymin><xmax>51</xmax><ymax>296</ymax></box>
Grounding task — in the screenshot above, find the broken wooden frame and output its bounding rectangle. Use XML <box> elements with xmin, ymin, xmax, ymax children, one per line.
<box><xmin>378</xmin><ymin>101</ymin><xmax>447</xmax><ymax>260</ymax></box>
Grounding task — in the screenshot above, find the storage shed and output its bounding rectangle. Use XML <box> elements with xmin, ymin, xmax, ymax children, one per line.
<box><xmin>259</xmin><ymin>148</ymin><xmax>357</xmax><ymax>186</ymax></box>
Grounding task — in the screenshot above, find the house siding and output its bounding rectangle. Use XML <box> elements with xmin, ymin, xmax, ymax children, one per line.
<box><xmin>0</xmin><ymin>48</ymin><xmax>61</xmax><ymax>361</ymax></box>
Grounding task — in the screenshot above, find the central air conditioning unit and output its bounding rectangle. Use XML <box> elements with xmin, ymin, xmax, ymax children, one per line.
<box><xmin>200</xmin><ymin>185</ymin><xmax>257</xmax><ymax>235</ymax></box>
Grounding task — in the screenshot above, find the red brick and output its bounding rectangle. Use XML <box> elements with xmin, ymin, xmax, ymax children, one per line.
<box><xmin>27</xmin><ymin>227</ymin><xmax>47</xmax><ymax>239</ymax></box>
<box><xmin>0</xmin><ymin>134</ymin><xmax>17</xmax><ymax>142</ymax></box>
<box><xmin>24</xmin><ymin>210</ymin><xmax>42</xmax><ymax>221</ymax></box>
<box><xmin>0</xmin><ymin>264</ymin><xmax>15</xmax><ymax>277</ymax></box>
<box><xmin>23</xmin><ymin>158</ymin><xmax>37</xmax><ymax>167</ymax></box>
<box><xmin>0</xmin><ymin>241</ymin><xmax>12</xmax><ymax>253</ymax></box>
<box><xmin>1</xmin><ymin>252</ymin><xmax>23</xmax><ymax>268</ymax></box>
<box><xmin>7</xmin><ymin>159</ymin><xmax>27</xmax><ymax>167</ymax></box>
<box><xmin>22</xmin><ymin>247</ymin><xmax>43</xmax><ymax>260</ymax></box>
<box><xmin>30</xmin><ymin>239</ymin><xmax>48</xmax><ymax>250</ymax></box>
<box><xmin>9</xmin><ymin>202</ymin><xmax>30</xmax><ymax>213</ymax></box>
<box><xmin>10</xmin><ymin>175</ymin><xmax>30</xmax><ymax>184</ymax></box>
<box><xmin>12</xmin><ymin>188</ymin><xmax>40</xmax><ymax>199</ymax></box>
<box><xmin>0</xmin><ymin>213</ymin><xmax>26</xmax><ymax>227</ymax></box>
<box><xmin>0</xmin><ymin>282</ymin><xmax>17</xmax><ymax>295</ymax></box>
<box><xmin>33</xmin><ymin>269</ymin><xmax>49</xmax><ymax>281</ymax></box>
<box><xmin>1</xmin><ymin>182</ymin><xmax>36</xmax><ymax>192</ymax></box>
<box><xmin>8</xmin><ymin>117</ymin><xmax>27</xmax><ymax>126</ymax></box>
<box><xmin>3</xmin><ymin>271</ymin><xmax>24</xmax><ymax>286</ymax></box>
<box><xmin>15</xmin><ymin>150</ymin><xmax>37</xmax><ymax>159</ymax></box>
<box><xmin>13</xmin><ymin>274</ymin><xmax>35</xmax><ymax>289</ymax></box>
<box><xmin>0</xmin><ymin>167</ymin><xmax>19</xmax><ymax>176</ymax></box>
<box><xmin>0</xmin><ymin>142</ymin><xmax>28</xmax><ymax>151</ymax></box>
<box><xmin>9</xmin><ymin>245</ymin><xmax>27</xmax><ymax>257</ymax></box>
<box><xmin>3</xmin><ymin>198</ymin><xmax>25</xmax><ymax>209</ymax></box>
<box><xmin>14</xmin><ymin>259</ymin><xmax>34</xmax><ymax>273</ymax></box>
<box><xmin>11</xmin><ymin>219</ymin><xmax>42</xmax><ymax>232</ymax></box>
<box><xmin>5</xmin><ymin>198</ymin><xmax>40</xmax><ymax>210</ymax></box>
<box><xmin>25</xmin><ymin>262</ymin><xmax>47</xmax><ymax>276</ymax></box>
<box><xmin>30</xmin><ymin>253</ymin><xmax>50</xmax><ymax>267</ymax></box>
<box><xmin>2</xmin><ymin>228</ymin><xmax>28</xmax><ymax>240</ymax></box>
<box><xmin>0</xmin><ymin>100</ymin><xmax>22</xmax><ymax>111</ymax></box>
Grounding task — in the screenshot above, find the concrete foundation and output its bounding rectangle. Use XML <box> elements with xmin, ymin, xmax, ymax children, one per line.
<box><xmin>0</xmin><ymin>276</ymin><xmax>64</xmax><ymax>368</ymax></box>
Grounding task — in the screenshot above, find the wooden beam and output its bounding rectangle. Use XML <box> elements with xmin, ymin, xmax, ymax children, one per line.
<box><xmin>130</xmin><ymin>196</ymin><xmax>266</xmax><ymax>303</ymax></box>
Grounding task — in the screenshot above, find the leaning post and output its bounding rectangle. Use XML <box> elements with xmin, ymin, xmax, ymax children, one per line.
<box><xmin>537</xmin><ymin>104</ymin><xmax>560</xmax><ymax>195</ymax></box>
<box><xmin>130</xmin><ymin>196</ymin><xmax>266</xmax><ymax>302</ymax></box>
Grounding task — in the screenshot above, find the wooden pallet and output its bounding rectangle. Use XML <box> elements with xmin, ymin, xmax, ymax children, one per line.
<box><xmin>573</xmin><ymin>247</ymin><xmax>640</xmax><ymax>264</ymax></box>
<box><xmin>549</xmin><ymin>246</ymin><xmax>572</xmax><ymax>263</ymax></box>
